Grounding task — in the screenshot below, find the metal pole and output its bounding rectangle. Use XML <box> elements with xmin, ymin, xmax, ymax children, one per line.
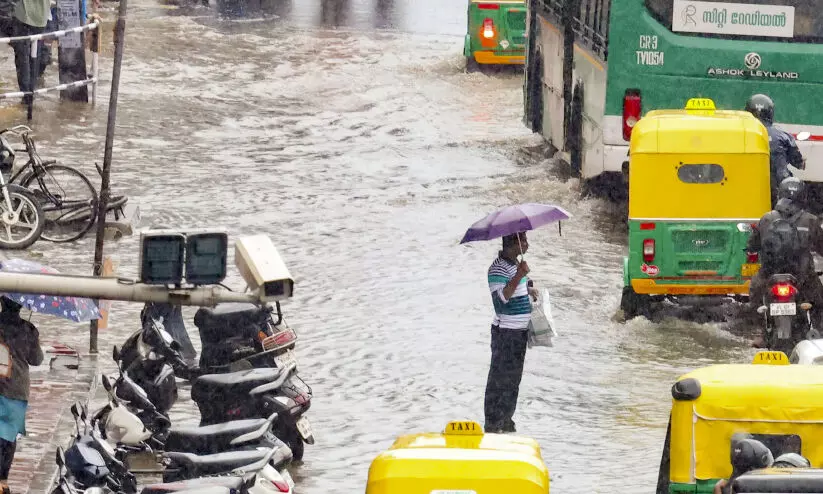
<box><xmin>89</xmin><ymin>0</ymin><xmax>127</xmax><ymax>353</ymax></box>
<box><xmin>0</xmin><ymin>272</ymin><xmax>261</xmax><ymax>306</ymax></box>
<box><xmin>27</xmin><ymin>38</ymin><xmax>37</xmax><ymax>121</ymax></box>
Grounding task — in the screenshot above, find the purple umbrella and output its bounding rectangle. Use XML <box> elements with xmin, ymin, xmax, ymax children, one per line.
<box><xmin>460</xmin><ymin>203</ymin><xmax>571</xmax><ymax>244</ymax></box>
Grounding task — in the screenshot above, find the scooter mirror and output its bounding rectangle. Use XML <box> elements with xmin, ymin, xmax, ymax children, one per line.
<box><xmin>797</xmin><ymin>131</ymin><xmax>811</xmax><ymax>142</ymax></box>
<box><xmin>102</xmin><ymin>374</ymin><xmax>112</xmax><ymax>392</ymax></box>
<box><xmin>170</xmin><ymin>340</ymin><xmax>181</xmax><ymax>351</ymax></box>
<box><xmin>55</xmin><ymin>446</ymin><xmax>65</xmax><ymax>468</ymax></box>
<box><xmin>112</xmin><ymin>345</ymin><xmax>120</xmax><ymax>362</ymax></box>
<box><xmin>70</xmin><ymin>403</ymin><xmax>80</xmax><ymax>418</ymax></box>
<box><xmin>79</xmin><ymin>404</ymin><xmax>87</xmax><ymax>422</ymax></box>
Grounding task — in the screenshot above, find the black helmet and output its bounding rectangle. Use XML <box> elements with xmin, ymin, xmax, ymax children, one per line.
<box><xmin>778</xmin><ymin>177</ymin><xmax>806</xmax><ymax>203</ymax></box>
<box><xmin>746</xmin><ymin>94</ymin><xmax>774</xmax><ymax>125</ymax></box>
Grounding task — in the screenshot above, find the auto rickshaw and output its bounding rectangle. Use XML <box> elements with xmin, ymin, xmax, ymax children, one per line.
<box><xmin>463</xmin><ymin>0</ymin><xmax>526</xmax><ymax>72</ymax></box>
<box><xmin>621</xmin><ymin>98</ymin><xmax>772</xmax><ymax>319</ymax></box>
<box><xmin>657</xmin><ymin>351</ymin><xmax>823</xmax><ymax>494</ymax></box>
<box><xmin>366</xmin><ymin>420</ymin><xmax>549</xmax><ymax>493</ymax></box>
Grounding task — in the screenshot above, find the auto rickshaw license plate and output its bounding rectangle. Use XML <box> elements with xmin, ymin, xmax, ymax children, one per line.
<box><xmin>741</xmin><ymin>263</ymin><xmax>760</xmax><ymax>277</ymax></box>
<box><xmin>770</xmin><ymin>303</ymin><xmax>797</xmax><ymax>316</ymax></box>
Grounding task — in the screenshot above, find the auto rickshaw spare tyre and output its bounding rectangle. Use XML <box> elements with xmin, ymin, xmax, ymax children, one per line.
<box><xmin>567</xmin><ymin>83</ymin><xmax>584</xmax><ymax>178</ymax></box>
<box><xmin>621</xmin><ymin>286</ymin><xmax>650</xmax><ymax>320</ymax></box>
<box><xmin>655</xmin><ymin>416</ymin><xmax>672</xmax><ymax>494</ymax></box>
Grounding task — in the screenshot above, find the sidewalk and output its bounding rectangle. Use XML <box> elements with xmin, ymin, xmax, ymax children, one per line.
<box><xmin>6</xmin><ymin>350</ymin><xmax>99</xmax><ymax>494</ymax></box>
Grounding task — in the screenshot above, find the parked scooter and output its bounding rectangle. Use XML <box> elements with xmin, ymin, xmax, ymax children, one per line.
<box><xmin>97</xmin><ymin>373</ymin><xmax>293</xmax><ymax>474</ymax></box>
<box><xmin>118</xmin><ymin>305</ymin><xmax>314</xmax><ymax>461</ymax></box>
<box><xmin>50</xmin><ymin>447</ymin><xmax>107</xmax><ymax>494</ymax></box>
<box><xmin>188</xmin><ymin>302</ymin><xmax>315</xmax><ymax>460</ymax></box>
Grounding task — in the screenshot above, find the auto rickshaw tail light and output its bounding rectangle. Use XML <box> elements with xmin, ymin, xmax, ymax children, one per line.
<box><xmin>747</xmin><ymin>252</ymin><xmax>759</xmax><ymax>263</ymax></box>
<box><xmin>771</xmin><ymin>283</ymin><xmax>797</xmax><ymax>299</ymax></box>
<box><xmin>623</xmin><ymin>90</ymin><xmax>642</xmax><ymax>141</ymax></box>
<box><xmin>643</xmin><ymin>239</ymin><xmax>655</xmax><ymax>262</ymax></box>
<box><xmin>482</xmin><ymin>18</ymin><xmax>496</xmax><ymax>40</ymax></box>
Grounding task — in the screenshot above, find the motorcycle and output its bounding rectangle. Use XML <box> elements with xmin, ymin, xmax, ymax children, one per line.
<box><xmin>757</xmin><ymin>273</ymin><xmax>820</xmax><ymax>354</ymax></box>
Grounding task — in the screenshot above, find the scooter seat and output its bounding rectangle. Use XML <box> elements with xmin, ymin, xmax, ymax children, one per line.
<box><xmin>193</xmin><ymin>367</ymin><xmax>284</xmax><ymax>395</ymax></box>
<box><xmin>165</xmin><ymin>418</ymin><xmax>269</xmax><ymax>453</ymax></box>
<box><xmin>195</xmin><ymin>303</ymin><xmax>267</xmax><ymax>341</ymax></box>
<box><xmin>146</xmin><ymin>487</ymin><xmax>231</xmax><ymax>494</ymax></box>
<box><xmin>141</xmin><ymin>476</ymin><xmax>244</xmax><ymax>494</ymax></box>
<box><xmin>163</xmin><ymin>449</ymin><xmax>271</xmax><ymax>477</ymax></box>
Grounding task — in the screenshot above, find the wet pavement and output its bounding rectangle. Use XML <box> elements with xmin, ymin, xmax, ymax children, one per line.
<box><xmin>0</xmin><ymin>0</ymin><xmax>762</xmax><ymax>492</ymax></box>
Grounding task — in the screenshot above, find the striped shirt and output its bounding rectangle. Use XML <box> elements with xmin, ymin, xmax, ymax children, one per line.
<box><xmin>488</xmin><ymin>254</ymin><xmax>532</xmax><ymax>330</ymax></box>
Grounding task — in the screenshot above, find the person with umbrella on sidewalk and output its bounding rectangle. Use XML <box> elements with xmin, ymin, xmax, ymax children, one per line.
<box><xmin>0</xmin><ymin>258</ymin><xmax>100</xmax><ymax>494</ymax></box>
<box><xmin>0</xmin><ymin>296</ymin><xmax>43</xmax><ymax>494</ymax></box>
<box><xmin>460</xmin><ymin>203</ymin><xmax>570</xmax><ymax>434</ymax></box>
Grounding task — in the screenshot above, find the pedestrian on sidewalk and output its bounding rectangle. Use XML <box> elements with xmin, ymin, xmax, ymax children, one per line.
<box><xmin>483</xmin><ymin>231</ymin><xmax>539</xmax><ymax>434</ymax></box>
<box><xmin>0</xmin><ymin>296</ymin><xmax>43</xmax><ymax>494</ymax></box>
<box><xmin>0</xmin><ymin>0</ymin><xmax>51</xmax><ymax>105</ymax></box>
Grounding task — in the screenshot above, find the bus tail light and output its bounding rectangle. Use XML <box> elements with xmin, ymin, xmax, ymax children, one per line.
<box><xmin>477</xmin><ymin>3</ymin><xmax>500</xmax><ymax>9</ymax></box>
<box><xmin>643</xmin><ymin>239</ymin><xmax>655</xmax><ymax>262</ymax></box>
<box><xmin>623</xmin><ymin>90</ymin><xmax>642</xmax><ymax>141</ymax></box>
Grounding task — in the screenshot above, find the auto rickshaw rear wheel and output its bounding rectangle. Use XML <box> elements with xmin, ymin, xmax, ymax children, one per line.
<box><xmin>465</xmin><ymin>56</ymin><xmax>480</xmax><ymax>74</ymax></box>
<box><xmin>621</xmin><ymin>286</ymin><xmax>651</xmax><ymax>320</ymax></box>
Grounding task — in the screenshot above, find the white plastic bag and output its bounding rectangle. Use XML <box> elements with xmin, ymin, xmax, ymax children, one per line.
<box><xmin>527</xmin><ymin>289</ymin><xmax>557</xmax><ymax>348</ymax></box>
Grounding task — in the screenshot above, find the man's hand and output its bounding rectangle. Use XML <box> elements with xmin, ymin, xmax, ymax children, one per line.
<box><xmin>528</xmin><ymin>286</ymin><xmax>539</xmax><ymax>301</ymax></box>
<box><xmin>515</xmin><ymin>260</ymin><xmax>530</xmax><ymax>280</ymax></box>
<box><xmin>713</xmin><ymin>479</ymin><xmax>728</xmax><ymax>494</ymax></box>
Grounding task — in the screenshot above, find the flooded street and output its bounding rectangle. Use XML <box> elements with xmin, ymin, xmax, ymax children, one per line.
<box><xmin>0</xmin><ymin>0</ymin><xmax>760</xmax><ymax>491</ymax></box>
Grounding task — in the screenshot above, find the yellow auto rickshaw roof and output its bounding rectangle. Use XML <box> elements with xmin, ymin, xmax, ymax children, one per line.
<box><xmin>669</xmin><ymin>363</ymin><xmax>823</xmax><ymax>483</ymax></box>
<box><xmin>630</xmin><ymin>110</ymin><xmax>770</xmax><ymax>155</ymax></box>
<box><xmin>676</xmin><ymin>363</ymin><xmax>823</xmax><ymax>406</ymax></box>
<box><xmin>366</xmin><ymin>421</ymin><xmax>549</xmax><ymax>493</ymax></box>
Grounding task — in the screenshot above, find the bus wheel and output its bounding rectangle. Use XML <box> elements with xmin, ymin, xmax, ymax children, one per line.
<box><xmin>621</xmin><ymin>286</ymin><xmax>650</xmax><ymax>320</ymax></box>
<box><xmin>465</xmin><ymin>57</ymin><xmax>480</xmax><ymax>74</ymax></box>
<box><xmin>567</xmin><ymin>85</ymin><xmax>584</xmax><ymax>178</ymax></box>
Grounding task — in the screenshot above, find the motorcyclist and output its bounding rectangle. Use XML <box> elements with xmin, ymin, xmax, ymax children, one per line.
<box><xmin>747</xmin><ymin>177</ymin><xmax>823</xmax><ymax>347</ymax></box>
<box><xmin>745</xmin><ymin>94</ymin><xmax>805</xmax><ymax>208</ymax></box>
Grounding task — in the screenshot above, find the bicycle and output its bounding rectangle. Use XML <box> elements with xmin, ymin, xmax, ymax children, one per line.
<box><xmin>0</xmin><ymin>125</ymin><xmax>99</xmax><ymax>243</ymax></box>
<box><xmin>0</xmin><ymin>137</ymin><xmax>44</xmax><ymax>249</ymax></box>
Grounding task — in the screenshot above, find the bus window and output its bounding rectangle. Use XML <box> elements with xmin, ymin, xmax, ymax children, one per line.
<box><xmin>677</xmin><ymin>164</ymin><xmax>725</xmax><ymax>184</ymax></box>
<box><xmin>644</xmin><ymin>0</ymin><xmax>821</xmax><ymax>42</ymax></box>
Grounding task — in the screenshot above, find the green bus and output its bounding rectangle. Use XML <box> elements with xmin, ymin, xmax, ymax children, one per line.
<box><xmin>522</xmin><ymin>0</ymin><xmax>823</xmax><ymax>187</ymax></box>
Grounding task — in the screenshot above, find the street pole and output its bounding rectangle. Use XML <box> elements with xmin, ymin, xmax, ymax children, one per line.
<box><xmin>90</xmin><ymin>0</ymin><xmax>128</xmax><ymax>354</ymax></box>
<box><xmin>0</xmin><ymin>272</ymin><xmax>261</xmax><ymax>306</ymax></box>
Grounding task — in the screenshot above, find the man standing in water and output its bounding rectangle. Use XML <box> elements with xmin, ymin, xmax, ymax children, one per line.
<box><xmin>484</xmin><ymin>231</ymin><xmax>537</xmax><ymax>433</ymax></box>
<box><xmin>0</xmin><ymin>296</ymin><xmax>43</xmax><ymax>494</ymax></box>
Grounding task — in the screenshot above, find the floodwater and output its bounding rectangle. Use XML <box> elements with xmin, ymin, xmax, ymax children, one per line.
<box><xmin>0</xmin><ymin>0</ymin><xmax>760</xmax><ymax>492</ymax></box>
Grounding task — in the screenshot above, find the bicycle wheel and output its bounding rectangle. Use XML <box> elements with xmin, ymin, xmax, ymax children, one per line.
<box><xmin>0</xmin><ymin>184</ymin><xmax>45</xmax><ymax>249</ymax></box>
<box><xmin>20</xmin><ymin>164</ymin><xmax>98</xmax><ymax>243</ymax></box>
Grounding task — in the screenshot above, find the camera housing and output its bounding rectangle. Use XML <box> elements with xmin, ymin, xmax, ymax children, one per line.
<box><xmin>235</xmin><ymin>235</ymin><xmax>294</xmax><ymax>302</ymax></box>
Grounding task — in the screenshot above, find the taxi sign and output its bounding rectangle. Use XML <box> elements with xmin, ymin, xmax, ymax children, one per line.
<box><xmin>752</xmin><ymin>350</ymin><xmax>789</xmax><ymax>365</ymax></box>
<box><xmin>685</xmin><ymin>98</ymin><xmax>717</xmax><ymax>115</ymax></box>
<box><xmin>444</xmin><ymin>420</ymin><xmax>483</xmax><ymax>436</ymax></box>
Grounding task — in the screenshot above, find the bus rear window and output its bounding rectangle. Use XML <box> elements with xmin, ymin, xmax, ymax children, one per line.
<box><xmin>644</xmin><ymin>0</ymin><xmax>822</xmax><ymax>42</ymax></box>
<box><xmin>677</xmin><ymin>163</ymin><xmax>725</xmax><ymax>184</ymax></box>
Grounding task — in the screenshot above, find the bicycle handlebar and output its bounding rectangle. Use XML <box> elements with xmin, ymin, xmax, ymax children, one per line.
<box><xmin>0</xmin><ymin>125</ymin><xmax>33</xmax><ymax>136</ymax></box>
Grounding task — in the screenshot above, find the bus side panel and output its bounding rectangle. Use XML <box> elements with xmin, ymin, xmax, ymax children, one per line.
<box><xmin>572</xmin><ymin>44</ymin><xmax>607</xmax><ymax>179</ymax></box>
<box><xmin>536</xmin><ymin>13</ymin><xmax>565</xmax><ymax>149</ymax></box>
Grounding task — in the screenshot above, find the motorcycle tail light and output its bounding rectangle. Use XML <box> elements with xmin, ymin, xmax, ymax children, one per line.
<box><xmin>771</xmin><ymin>283</ymin><xmax>797</xmax><ymax>299</ymax></box>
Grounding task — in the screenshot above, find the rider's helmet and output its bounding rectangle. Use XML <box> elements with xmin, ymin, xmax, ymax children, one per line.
<box><xmin>773</xmin><ymin>452</ymin><xmax>811</xmax><ymax>468</ymax></box>
<box><xmin>778</xmin><ymin>177</ymin><xmax>806</xmax><ymax>205</ymax></box>
<box><xmin>746</xmin><ymin>94</ymin><xmax>775</xmax><ymax>126</ymax></box>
